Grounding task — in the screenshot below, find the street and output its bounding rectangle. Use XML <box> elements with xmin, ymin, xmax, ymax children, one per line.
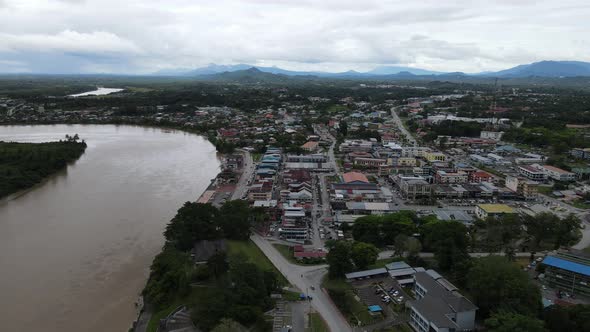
<box><xmin>390</xmin><ymin>106</ymin><xmax>417</xmax><ymax>146</ymax></box>
<box><xmin>231</xmin><ymin>149</ymin><xmax>254</xmax><ymax>200</ymax></box>
<box><xmin>251</xmin><ymin>234</ymin><xmax>353</xmax><ymax>332</ymax></box>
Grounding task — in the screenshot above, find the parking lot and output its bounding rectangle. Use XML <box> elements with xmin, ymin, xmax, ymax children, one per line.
<box><xmin>350</xmin><ymin>276</ymin><xmax>410</xmax><ymax>320</ymax></box>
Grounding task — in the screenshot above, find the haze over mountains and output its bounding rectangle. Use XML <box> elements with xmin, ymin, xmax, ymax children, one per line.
<box><xmin>155</xmin><ymin>61</ymin><xmax>590</xmax><ymax>79</ymax></box>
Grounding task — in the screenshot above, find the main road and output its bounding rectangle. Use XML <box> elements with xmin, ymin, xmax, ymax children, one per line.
<box><xmin>251</xmin><ymin>234</ymin><xmax>352</xmax><ymax>332</ymax></box>
<box><xmin>231</xmin><ymin>149</ymin><xmax>254</xmax><ymax>200</ymax></box>
<box><xmin>390</xmin><ymin>106</ymin><xmax>417</xmax><ymax>146</ymax></box>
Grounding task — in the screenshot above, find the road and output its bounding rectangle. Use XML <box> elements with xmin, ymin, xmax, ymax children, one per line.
<box><xmin>390</xmin><ymin>106</ymin><xmax>417</xmax><ymax>146</ymax></box>
<box><xmin>231</xmin><ymin>149</ymin><xmax>254</xmax><ymax>200</ymax></box>
<box><xmin>251</xmin><ymin>234</ymin><xmax>352</xmax><ymax>332</ymax></box>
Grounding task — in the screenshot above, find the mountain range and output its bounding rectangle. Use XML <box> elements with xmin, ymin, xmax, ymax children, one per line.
<box><xmin>154</xmin><ymin>60</ymin><xmax>590</xmax><ymax>78</ymax></box>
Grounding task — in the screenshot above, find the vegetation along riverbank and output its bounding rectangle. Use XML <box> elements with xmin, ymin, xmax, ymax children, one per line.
<box><xmin>0</xmin><ymin>134</ymin><xmax>87</xmax><ymax>198</ymax></box>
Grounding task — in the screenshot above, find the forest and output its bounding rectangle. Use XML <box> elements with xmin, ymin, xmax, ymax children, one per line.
<box><xmin>0</xmin><ymin>135</ymin><xmax>87</xmax><ymax>198</ymax></box>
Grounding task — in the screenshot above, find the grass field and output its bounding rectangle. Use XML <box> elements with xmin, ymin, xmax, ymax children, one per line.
<box><xmin>307</xmin><ymin>312</ymin><xmax>329</xmax><ymax>332</ymax></box>
<box><xmin>227</xmin><ymin>240</ymin><xmax>288</xmax><ymax>285</ymax></box>
<box><xmin>322</xmin><ymin>278</ymin><xmax>377</xmax><ymax>326</ymax></box>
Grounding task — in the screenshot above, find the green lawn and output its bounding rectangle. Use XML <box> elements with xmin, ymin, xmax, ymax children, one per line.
<box><xmin>322</xmin><ymin>278</ymin><xmax>379</xmax><ymax>326</ymax></box>
<box><xmin>307</xmin><ymin>312</ymin><xmax>329</xmax><ymax>332</ymax></box>
<box><xmin>252</xmin><ymin>153</ymin><xmax>262</xmax><ymax>162</ymax></box>
<box><xmin>537</xmin><ymin>186</ymin><xmax>553</xmax><ymax>195</ymax></box>
<box><xmin>227</xmin><ymin>240</ymin><xmax>288</xmax><ymax>285</ymax></box>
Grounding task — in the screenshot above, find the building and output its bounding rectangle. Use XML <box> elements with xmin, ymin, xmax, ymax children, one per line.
<box><xmin>397</xmin><ymin>157</ymin><xmax>418</xmax><ymax>167</ymax></box>
<box><xmin>345</xmin><ymin>268</ymin><xmax>388</xmax><ymax>280</ymax></box>
<box><xmin>435</xmin><ymin>171</ymin><xmax>468</xmax><ymax>184</ymax></box>
<box><xmin>541</xmin><ymin>165</ymin><xmax>577</xmax><ymax>182</ymax></box>
<box><xmin>542</xmin><ymin>250</ymin><xmax>590</xmax><ymax>297</ymax></box>
<box><xmin>518</xmin><ymin>165</ymin><xmax>547</xmax><ymax>181</ymax></box>
<box><xmin>505</xmin><ymin>176</ymin><xmax>539</xmax><ymax>200</ymax></box>
<box><xmin>385</xmin><ymin>261</ymin><xmax>426</xmax><ymax>285</ymax></box>
<box><xmin>469</xmin><ymin>170</ymin><xmax>494</xmax><ymax>183</ymax></box>
<box><xmin>342</xmin><ymin>171</ymin><xmax>370</xmax><ymax>184</ymax></box>
<box><xmin>425</xmin><ymin>152</ymin><xmax>447</xmax><ymax>162</ymax></box>
<box><xmin>570</xmin><ymin>148</ymin><xmax>590</xmax><ymax>160</ymax></box>
<box><xmin>354</xmin><ymin>157</ymin><xmax>387</xmax><ymax>168</ymax></box>
<box><xmin>475</xmin><ymin>204</ymin><xmax>515</xmax><ymax>219</ymax></box>
<box><xmin>396</xmin><ymin>176</ymin><xmax>431</xmax><ymax>199</ymax></box>
<box><xmin>407</xmin><ymin>271</ymin><xmax>477</xmax><ymax>332</ymax></box>
<box><xmin>301</xmin><ymin>141</ymin><xmax>319</xmax><ymax>152</ymax></box>
<box><xmin>480</xmin><ymin>131</ymin><xmax>504</xmax><ymax>141</ymax></box>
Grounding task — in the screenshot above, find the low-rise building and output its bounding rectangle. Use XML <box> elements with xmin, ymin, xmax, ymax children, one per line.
<box><xmin>435</xmin><ymin>171</ymin><xmax>468</xmax><ymax>184</ymax></box>
<box><xmin>571</xmin><ymin>147</ymin><xmax>590</xmax><ymax>160</ymax></box>
<box><xmin>425</xmin><ymin>152</ymin><xmax>447</xmax><ymax>162</ymax></box>
<box><xmin>541</xmin><ymin>165</ymin><xmax>577</xmax><ymax>182</ymax></box>
<box><xmin>469</xmin><ymin>170</ymin><xmax>494</xmax><ymax>183</ymax></box>
<box><xmin>407</xmin><ymin>271</ymin><xmax>477</xmax><ymax>332</ymax></box>
<box><xmin>505</xmin><ymin>176</ymin><xmax>539</xmax><ymax>199</ymax></box>
<box><xmin>301</xmin><ymin>141</ymin><xmax>319</xmax><ymax>152</ymax></box>
<box><xmin>475</xmin><ymin>204</ymin><xmax>515</xmax><ymax>219</ymax></box>
<box><xmin>542</xmin><ymin>250</ymin><xmax>590</xmax><ymax>297</ymax></box>
<box><xmin>518</xmin><ymin>165</ymin><xmax>547</xmax><ymax>181</ymax></box>
<box><xmin>354</xmin><ymin>157</ymin><xmax>387</xmax><ymax>168</ymax></box>
<box><xmin>396</xmin><ymin>176</ymin><xmax>431</xmax><ymax>199</ymax></box>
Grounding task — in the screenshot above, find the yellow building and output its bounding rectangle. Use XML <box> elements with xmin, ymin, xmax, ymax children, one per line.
<box><xmin>475</xmin><ymin>204</ymin><xmax>515</xmax><ymax>219</ymax></box>
<box><xmin>397</xmin><ymin>157</ymin><xmax>417</xmax><ymax>167</ymax></box>
<box><xmin>425</xmin><ymin>152</ymin><xmax>447</xmax><ymax>162</ymax></box>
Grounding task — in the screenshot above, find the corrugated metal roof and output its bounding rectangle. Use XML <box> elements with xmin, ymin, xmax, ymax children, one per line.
<box><xmin>345</xmin><ymin>268</ymin><xmax>388</xmax><ymax>279</ymax></box>
<box><xmin>542</xmin><ymin>256</ymin><xmax>590</xmax><ymax>277</ymax></box>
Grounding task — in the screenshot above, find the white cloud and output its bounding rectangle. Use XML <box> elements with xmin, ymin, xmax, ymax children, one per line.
<box><xmin>0</xmin><ymin>0</ymin><xmax>589</xmax><ymax>73</ymax></box>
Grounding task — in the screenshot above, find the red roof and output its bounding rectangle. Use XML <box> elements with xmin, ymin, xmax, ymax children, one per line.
<box><xmin>294</xmin><ymin>245</ymin><xmax>304</xmax><ymax>252</ymax></box>
<box><xmin>342</xmin><ymin>172</ymin><xmax>369</xmax><ymax>184</ymax></box>
<box><xmin>294</xmin><ymin>251</ymin><xmax>327</xmax><ymax>258</ymax></box>
<box><xmin>472</xmin><ymin>171</ymin><xmax>492</xmax><ymax>178</ymax></box>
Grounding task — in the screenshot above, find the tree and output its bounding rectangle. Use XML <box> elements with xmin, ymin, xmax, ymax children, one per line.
<box><xmin>164</xmin><ymin>202</ymin><xmax>220</xmax><ymax>251</ymax></box>
<box><xmin>326</xmin><ymin>240</ymin><xmax>353</xmax><ymax>278</ymax></box>
<box><xmin>350</xmin><ymin>242</ymin><xmax>379</xmax><ymax>270</ymax></box>
<box><xmin>485</xmin><ymin>312</ymin><xmax>547</xmax><ymax>332</ymax></box>
<box><xmin>422</xmin><ymin>221</ymin><xmax>470</xmax><ymax>271</ymax></box>
<box><xmin>467</xmin><ymin>256</ymin><xmax>542</xmax><ymax>318</ymax></box>
<box><xmin>217</xmin><ymin>200</ymin><xmax>252</xmax><ymax>240</ymax></box>
<box><xmin>524</xmin><ymin>212</ymin><xmax>580</xmax><ymax>250</ymax></box>
<box><xmin>207</xmin><ymin>251</ymin><xmax>229</xmax><ymax>278</ymax></box>
<box><xmin>543</xmin><ymin>304</ymin><xmax>590</xmax><ymax>332</ymax></box>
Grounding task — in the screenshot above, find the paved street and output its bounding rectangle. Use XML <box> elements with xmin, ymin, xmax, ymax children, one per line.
<box><xmin>390</xmin><ymin>106</ymin><xmax>417</xmax><ymax>146</ymax></box>
<box><xmin>231</xmin><ymin>149</ymin><xmax>254</xmax><ymax>200</ymax></box>
<box><xmin>251</xmin><ymin>234</ymin><xmax>353</xmax><ymax>332</ymax></box>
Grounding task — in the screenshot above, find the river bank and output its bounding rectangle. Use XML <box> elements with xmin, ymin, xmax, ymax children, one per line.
<box><xmin>0</xmin><ymin>125</ymin><xmax>221</xmax><ymax>332</ymax></box>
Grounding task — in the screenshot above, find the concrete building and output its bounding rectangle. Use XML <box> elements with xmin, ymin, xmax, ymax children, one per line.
<box><xmin>435</xmin><ymin>171</ymin><xmax>468</xmax><ymax>184</ymax></box>
<box><xmin>469</xmin><ymin>170</ymin><xmax>494</xmax><ymax>183</ymax></box>
<box><xmin>570</xmin><ymin>148</ymin><xmax>590</xmax><ymax>160</ymax></box>
<box><xmin>480</xmin><ymin>131</ymin><xmax>504</xmax><ymax>141</ymax></box>
<box><xmin>354</xmin><ymin>157</ymin><xmax>387</xmax><ymax>168</ymax></box>
<box><xmin>397</xmin><ymin>176</ymin><xmax>431</xmax><ymax>199</ymax></box>
<box><xmin>475</xmin><ymin>204</ymin><xmax>515</xmax><ymax>219</ymax></box>
<box><xmin>425</xmin><ymin>152</ymin><xmax>447</xmax><ymax>162</ymax></box>
<box><xmin>301</xmin><ymin>141</ymin><xmax>319</xmax><ymax>152</ymax></box>
<box><xmin>518</xmin><ymin>165</ymin><xmax>547</xmax><ymax>181</ymax></box>
<box><xmin>505</xmin><ymin>176</ymin><xmax>539</xmax><ymax>200</ymax></box>
<box><xmin>541</xmin><ymin>165</ymin><xmax>577</xmax><ymax>182</ymax></box>
<box><xmin>408</xmin><ymin>271</ymin><xmax>477</xmax><ymax>332</ymax></box>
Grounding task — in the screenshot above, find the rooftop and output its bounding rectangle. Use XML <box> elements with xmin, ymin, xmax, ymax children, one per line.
<box><xmin>542</xmin><ymin>255</ymin><xmax>590</xmax><ymax>277</ymax></box>
<box><xmin>342</xmin><ymin>171</ymin><xmax>369</xmax><ymax>184</ymax></box>
<box><xmin>477</xmin><ymin>204</ymin><xmax>515</xmax><ymax>214</ymax></box>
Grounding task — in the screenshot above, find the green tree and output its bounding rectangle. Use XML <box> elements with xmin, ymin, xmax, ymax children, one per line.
<box><xmin>543</xmin><ymin>304</ymin><xmax>590</xmax><ymax>332</ymax></box>
<box><xmin>485</xmin><ymin>312</ymin><xmax>547</xmax><ymax>332</ymax></box>
<box><xmin>422</xmin><ymin>221</ymin><xmax>470</xmax><ymax>271</ymax></box>
<box><xmin>217</xmin><ymin>200</ymin><xmax>252</xmax><ymax>240</ymax></box>
<box><xmin>467</xmin><ymin>256</ymin><xmax>542</xmax><ymax>318</ymax></box>
<box><xmin>350</xmin><ymin>242</ymin><xmax>379</xmax><ymax>270</ymax></box>
<box><xmin>207</xmin><ymin>251</ymin><xmax>229</xmax><ymax>278</ymax></box>
<box><xmin>164</xmin><ymin>202</ymin><xmax>221</xmax><ymax>251</ymax></box>
<box><xmin>326</xmin><ymin>240</ymin><xmax>353</xmax><ymax>278</ymax></box>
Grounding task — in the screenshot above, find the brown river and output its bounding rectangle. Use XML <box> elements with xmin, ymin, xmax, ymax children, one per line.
<box><xmin>0</xmin><ymin>124</ymin><xmax>221</xmax><ymax>332</ymax></box>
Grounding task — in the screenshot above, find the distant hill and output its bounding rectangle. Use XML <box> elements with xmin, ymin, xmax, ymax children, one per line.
<box><xmin>195</xmin><ymin>67</ymin><xmax>313</xmax><ymax>83</ymax></box>
<box><xmin>484</xmin><ymin>61</ymin><xmax>590</xmax><ymax>77</ymax></box>
<box><xmin>152</xmin><ymin>60</ymin><xmax>590</xmax><ymax>80</ymax></box>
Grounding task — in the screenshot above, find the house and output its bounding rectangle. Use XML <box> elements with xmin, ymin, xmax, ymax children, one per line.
<box><xmin>407</xmin><ymin>271</ymin><xmax>477</xmax><ymax>332</ymax></box>
<box><xmin>396</xmin><ymin>176</ymin><xmax>431</xmax><ymax>199</ymax></box>
<box><xmin>475</xmin><ymin>204</ymin><xmax>515</xmax><ymax>219</ymax></box>
<box><xmin>191</xmin><ymin>239</ymin><xmax>227</xmax><ymax>264</ymax></box>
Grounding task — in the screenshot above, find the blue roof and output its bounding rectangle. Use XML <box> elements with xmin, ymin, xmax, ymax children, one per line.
<box><xmin>542</xmin><ymin>256</ymin><xmax>590</xmax><ymax>277</ymax></box>
<box><xmin>368</xmin><ymin>305</ymin><xmax>382</xmax><ymax>312</ymax></box>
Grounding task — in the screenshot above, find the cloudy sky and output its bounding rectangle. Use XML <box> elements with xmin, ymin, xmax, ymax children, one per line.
<box><xmin>0</xmin><ymin>0</ymin><xmax>589</xmax><ymax>74</ymax></box>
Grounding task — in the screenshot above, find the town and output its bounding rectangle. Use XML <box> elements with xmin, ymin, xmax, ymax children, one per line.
<box><xmin>3</xmin><ymin>78</ymin><xmax>590</xmax><ymax>332</ymax></box>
